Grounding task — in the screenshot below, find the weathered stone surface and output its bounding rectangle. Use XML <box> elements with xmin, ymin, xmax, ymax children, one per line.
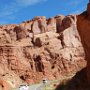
<box><xmin>32</xmin><ymin>16</ymin><xmax>47</xmax><ymax>34</ymax></box>
<box><xmin>77</xmin><ymin>2</ymin><xmax>90</xmax><ymax>86</ymax></box>
<box><xmin>0</xmin><ymin>79</ymin><xmax>11</xmax><ymax>90</ymax></box>
<box><xmin>0</xmin><ymin>14</ymin><xmax>86</xmax><ymax>88</ymax></box>
<box><xmin>47</xmin><ymin>17</ymin><xmax>56</xmax><ymax>32</ymax></box>
<box><xmin>55</xmin><ymin>15</ymin><xmax>65</xmax><ymax>33</ymax></box>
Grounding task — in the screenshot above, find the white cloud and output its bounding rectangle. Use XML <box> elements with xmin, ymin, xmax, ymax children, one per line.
<box><xmin>69</xmin><ymin>0</ymin><xmax>87</xmax><ymax>14</ymax></box>
<box><xmin>16</xmin><ymin>0</ymin><xmax>46</xmax><ymax>7</ymax></box>
<box><xmin>71</xmin><ymin>10</ymin><xmax>83</xmax><ymax>14</ymax></box>
<box><xmin>71</xmin><ymin>7</ymin><xmax>86</xmax><ymax>14</ymax></box>
<box><xmin>0</xmin><ymin>0</ymin><xmax>47</xmax><ymax>17</ymax></box>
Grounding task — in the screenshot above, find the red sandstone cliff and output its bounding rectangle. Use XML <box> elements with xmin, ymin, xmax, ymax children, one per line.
<box><xmin>77</xmin><ymin>2</ymin><xmax>90</xmax><ymax>86</ymax></box>
<box><xmin>0</xmin><ymin>14</ymin><xmax>87</xmax><ymax>89</ymax></box>
<box><xmin>0</xmin><ymin>1</ymin><xmax>89</xmax><ymax>90</ymax></box>
<box><xmin>54</xmin><ymin>2</ymin><xmax>90</xmax><ymax>90</ymax></box>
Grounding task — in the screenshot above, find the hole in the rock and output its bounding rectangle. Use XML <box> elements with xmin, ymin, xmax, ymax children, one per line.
<box><xmin>20</xmin><ymin>76</ymin><xmax>25</xmax><ymax>81</ymax></box>
<box><xmin>52</xmin><ymin>65</ymin><xmax>55</xmax><ymax>69</ymax></box>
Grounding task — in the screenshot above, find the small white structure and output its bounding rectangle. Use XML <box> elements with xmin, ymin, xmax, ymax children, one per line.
<box><xmin>19</xmin><ymin>84</ymin><xmax>29</xmax><ymax>90</ymax></box>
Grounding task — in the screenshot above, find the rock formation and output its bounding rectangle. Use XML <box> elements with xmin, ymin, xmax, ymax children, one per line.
<box><xmin>0</xmin><ymin>79</ymin><xmax>11</xmax><ymax>90</ymax></box>
<box><xmin>77</xmin><ymin>2</ymin><xmax>90</xmax><ymax>86</ymax></box>
<box><xmin>0</xmin><ymin>14</ymin><xmax>87</xmax><ymax>89</ymax></box>
<box><xmin>54</xmin><ymin>2</ymin><xmax>90</xmax><ymax>89</ymax></box>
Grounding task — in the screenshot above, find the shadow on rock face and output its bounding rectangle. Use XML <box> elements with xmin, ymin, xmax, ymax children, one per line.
<box><xmin>77</xmin><ymin>2</ymin><xmax>90</xmax><ymax>86</ymax></box>
<box><xmin>55</xmin><ymin>68</ymin><xmax>90</xmax><ymax>90</ymax></box>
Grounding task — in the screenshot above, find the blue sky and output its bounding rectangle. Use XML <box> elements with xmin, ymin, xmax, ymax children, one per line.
<box><xmin>0</xmin><ymin>0</ymin><xmax>89</xmax><ymax>24</ymax></box>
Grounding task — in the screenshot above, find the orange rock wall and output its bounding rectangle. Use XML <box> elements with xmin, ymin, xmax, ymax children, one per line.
<box><xmin>77</xmin><ymin>3</ymin><xmax>90</xmax><ymax>85</ymax></box>
<box><xmin>0</xmin><ymin>15</ymin><xmax>86</xmax><ymax>87</ymax></box>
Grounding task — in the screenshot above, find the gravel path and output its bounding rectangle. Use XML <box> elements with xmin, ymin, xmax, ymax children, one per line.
<box><xmin>29</xmin><ymin>84</ymin><xmax>43</xmax><ymax>90</ymax></box>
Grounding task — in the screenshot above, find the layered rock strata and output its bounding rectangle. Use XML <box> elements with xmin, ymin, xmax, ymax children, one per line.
<box><xmin>0</xmin><ymin>15</ymin><xmax>86</xmax><ymax>87</ymax></box>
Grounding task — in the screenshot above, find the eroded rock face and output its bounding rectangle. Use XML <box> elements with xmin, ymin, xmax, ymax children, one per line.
<box><xmin>0</xmin><ymin>14</ymin><xmax>86</xmax><ymax>87</ymax></box>
<box><xmin>0</xmin><ymin>79</ymin><xmax>11</xmax><ymax>90</ymax></box>
<box><xmin>77</xmin><ymin>2</ymin><xmax>90</xmax><ymax>85</ymax></box>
